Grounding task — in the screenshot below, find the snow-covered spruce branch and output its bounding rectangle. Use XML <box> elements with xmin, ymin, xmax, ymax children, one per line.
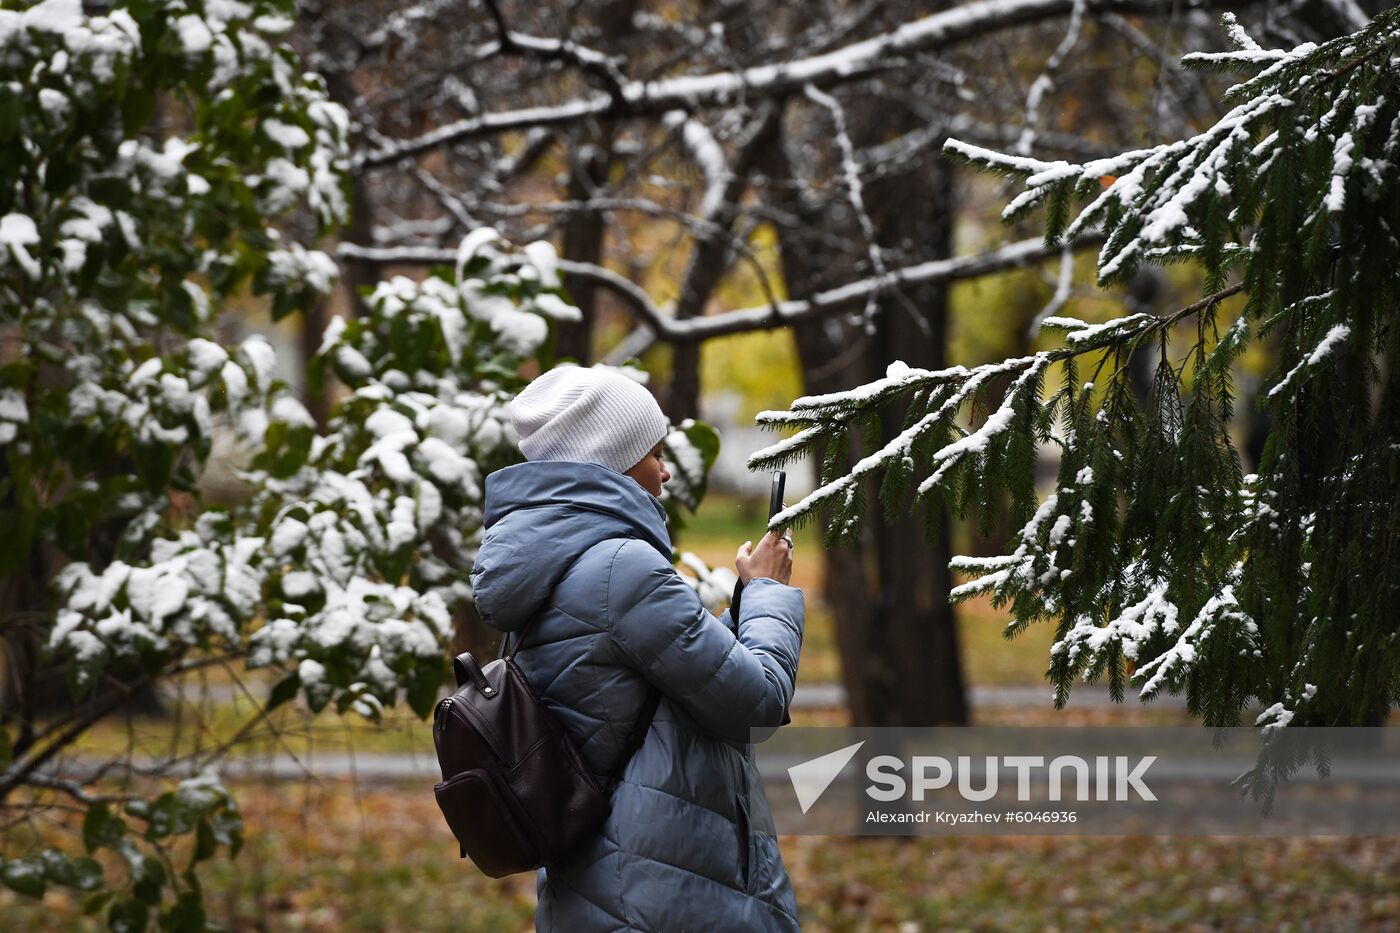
<box><xmin>338</xmin><ymin>233</ymin><xmax>1104</xmax><ymax>344</ymax></box>
<box><xmin>747</xmin><ymin>285</ymin><xmax>1238</xmax><ymax>535</ymax></box>
<box><xmin>746</xmin><ymin>311</ymin><xmax>1256</xmax><ymax>721</ymax></box>
<box><xmin>354</xmin><ymin>0</ymin><xmax>1250</xmax><ymax>168</ymax></box>
<box><xmin>942</xmin><ymin>8</ymin><xmax>1400</xmax><ymax>289</ymax></box>
<box><xmin>778</xmin><ymin>10</ymin><xmax>1400</xmax><ymax>740</ymax></box>
<box><xmin>756</xmin><ymin>354</ymin><xmax>1051</xmax><ymax>540</ymax></box>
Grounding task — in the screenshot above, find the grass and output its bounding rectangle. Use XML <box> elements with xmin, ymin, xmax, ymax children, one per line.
<box><xmin>70</xmin><ymin>689</ymin><xmax>438</xmax><ymax>761</ymax></box>
<box><xmin>66</xmin><ymin>667</ymin><xmax>1199</xmax><ymax>767</ymax></box>
<box><xmin>4</xmin><ymin>780</ymin><xmax>1398</xmax><ymax>931</ymax></box>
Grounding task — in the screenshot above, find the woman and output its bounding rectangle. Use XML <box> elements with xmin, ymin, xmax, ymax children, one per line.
<box><xmin>470</xmin><ymin>365</ymin><xmax>805</xmax><ymax>932</ymax></box>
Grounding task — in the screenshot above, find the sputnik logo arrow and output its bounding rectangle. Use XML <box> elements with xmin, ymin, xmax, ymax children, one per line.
<box><xmin>788</xmin><ymin>741</ymin><xmax>865</xmax><ymax>814</ymax></box>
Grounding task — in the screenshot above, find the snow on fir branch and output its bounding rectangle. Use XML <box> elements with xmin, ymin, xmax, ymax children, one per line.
<box><xmin>942</xmin><ymin>8</ymin><xmax>1400</xmax><ymax>292</ymax></box>
<box><xmin>748</xmin><ymin>287</ymin><xmax>1237</xmax><ymax>529</ymax></box>
<box><xmin>751</xmin><ymin>8</ymin><xmax>1400</xmax><ymax>742</ymax></box>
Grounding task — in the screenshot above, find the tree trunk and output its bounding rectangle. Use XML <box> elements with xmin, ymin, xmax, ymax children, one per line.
<box><xmin>556</xmin><ymin>141</ymin><xmax>611</xmax><ymax>364</ymax></box>
<box><xmin>555</xmin><ymin>0</ymin><xmax>638</xmax><ymax>365</ymax></box>
<box><xmin>762</xmin><ymin>117</ymin><xmax>969</xmax><ymax>726</ymax></box>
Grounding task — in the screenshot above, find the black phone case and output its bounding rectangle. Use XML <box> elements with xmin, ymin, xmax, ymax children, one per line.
<box><xmin>732</xmin><ymin>471</ymin><xmax>788</xmax><ymax>630</ymax></box>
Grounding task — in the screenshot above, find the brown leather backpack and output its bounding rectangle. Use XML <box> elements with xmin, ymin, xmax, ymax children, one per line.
<box><xmin>432</xmin><ymin>641</ymin><xmax>660</xmax><ymax>877</ymax></box>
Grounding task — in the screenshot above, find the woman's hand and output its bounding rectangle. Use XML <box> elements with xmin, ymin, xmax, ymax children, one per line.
<box><xmin>736</xmin><ymin>529</ymin><xmax>794</xmax><ymax>586</ymax></box>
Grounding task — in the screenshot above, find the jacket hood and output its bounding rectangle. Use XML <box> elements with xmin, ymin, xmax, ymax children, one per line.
<box><xmin>469</xmin><ymin>460</ymin><xmax>672</xmax><ymax>632</ymax></box>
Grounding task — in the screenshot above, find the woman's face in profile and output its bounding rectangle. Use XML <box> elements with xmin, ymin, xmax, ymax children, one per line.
<box><xmin>624</xmin><ymin>441</ymin><xmax>671</xmax><ymax>497</ymax></box>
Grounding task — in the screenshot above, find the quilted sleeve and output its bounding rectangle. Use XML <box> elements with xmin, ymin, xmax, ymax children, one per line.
<box><xmin>606</xmin><ymin>539</ymin><xmax>804</xmax><ymax>744</ymax></box>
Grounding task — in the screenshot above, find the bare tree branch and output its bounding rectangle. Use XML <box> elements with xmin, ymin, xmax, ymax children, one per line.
<box><xmin>355</xmin><ymin>0</ymin><xmax>1254</xmax><ymax>169</ymax></box>
<box><xmin>804</xmin><ymin>84</ymin><xmax>889</xmax><ymax>325</ymax></box>
<box><xmin>477</xmin><ymin>0</ymin><xmax>631</xmax><ymax>106</ymax></box>
<box><xmin>673</xmin><ymin>108</ymin><xmax>785</xmax><ymax>321</ymax></box>
<box><xmin>338</xmin><ymin>233</ymin><xmax>1105</xmax><ymax>343</ymax></box>
<box><xmin>22</xmin><ymin>774</ymin><xmax>128</xmax><ymax>807</ymax></box>
<box><xmin>1100</xmin><ymin>13</ymin><xmax>1218</xmax><ymax>137</ymax></box>
<box><xmin>664</xmin><ymin>111</ymin><xmax>729</xmax><ymax>222</ymax></box>
<box><xmin>0</xmin><ymin>656</ymin><xmax>235</xmax><ymax>803</ymax></box>
<box><xmin>1013</xmin><ymin>0</ymin><xmax>1088</xmax><ymax>155</ymax></box>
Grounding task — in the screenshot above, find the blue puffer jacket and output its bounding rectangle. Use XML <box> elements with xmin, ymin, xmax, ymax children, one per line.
<box><xmin>469</xmin><ymin>460</ymin><xmax>805</xmax><ymax>932</ymax></box>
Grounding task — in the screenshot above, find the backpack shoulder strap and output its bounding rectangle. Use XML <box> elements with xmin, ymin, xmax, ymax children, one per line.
<box><xmin>606</xmin><ymin>686</ymin><xmax>662</xmax><ymax>789</ymax></box>
<box><xmin>487</xmin><ymin>536</ymin><xmax>662</xmax><ymax>783</ymax></box>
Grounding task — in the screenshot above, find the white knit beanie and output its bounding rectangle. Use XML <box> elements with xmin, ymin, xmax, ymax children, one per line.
<box><xmin>508</xmin><ymin>366</ymin><xmax>670</xmax><ymax>474</ymax></box>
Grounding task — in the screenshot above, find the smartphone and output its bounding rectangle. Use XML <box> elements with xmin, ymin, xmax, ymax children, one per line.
<box><xmin>731</xmin><ymin>471</ymin><xmax>787</xmax><ymax>629</ymax></box>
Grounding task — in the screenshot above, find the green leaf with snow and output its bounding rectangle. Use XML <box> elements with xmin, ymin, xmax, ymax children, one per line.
<box><xmin>1</xmin><ymin>855</ymin><xmax>47</xmax><ymax>898</ymax></box>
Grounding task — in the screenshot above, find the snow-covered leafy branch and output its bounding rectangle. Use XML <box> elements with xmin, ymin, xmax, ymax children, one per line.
<box><xmin>0</xmin><ymin>0</ymin><xmax>351</xmax><ymax>919</ymax></box>
<box><xmin>0</xmin><ymin>2</ymin><xmax>718</xmax><ymax>922</ymax></box>
<box><xmin>37</xmin><ymin>226</ymin><xmax>657</xmax><ymax>720</ymax></box>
